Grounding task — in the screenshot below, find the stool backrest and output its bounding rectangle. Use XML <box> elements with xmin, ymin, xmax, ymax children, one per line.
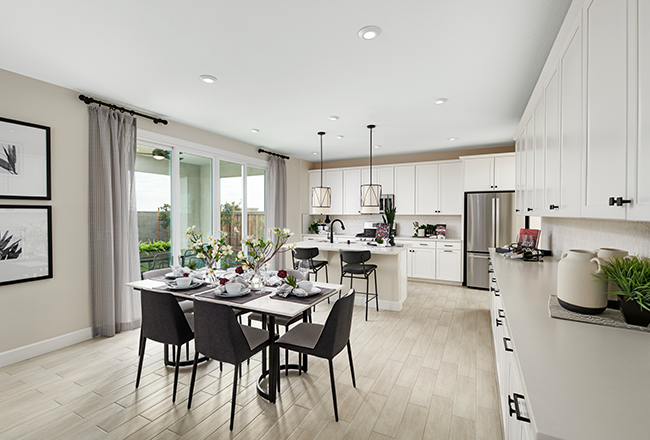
<box><xmin>293</xmin><ymin>247</ymin><xmax>320</xmax><ymax>260</ymax></box>
<box><xmin>339</xmin><ymin>250</ymin><xmax>371</xmax><ymax>265</ymax></box>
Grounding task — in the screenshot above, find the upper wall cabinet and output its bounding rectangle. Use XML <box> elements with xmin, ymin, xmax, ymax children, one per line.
<box><xmin>363</xmin><ymin>166</ymin><xmax>394</xmax><ymax>195</ymax></box>
<box><xmin>394</xmin><ymin>165</ymin><xmax>416</xmax><ymax>215</ymax></box>
<box><xmin>343</xmin><ymin>168</ymin><xmax>361</xmax><ymax>215</ymax></box>
<box><xmin>438</xmin><ymin>162</ymin><xmax>463</xmax><ymax>215</ymax></box>
<box><xmin>462</xmin><ymin>153</ymin><xmax>516</xmax><ymax>193</ymax></box>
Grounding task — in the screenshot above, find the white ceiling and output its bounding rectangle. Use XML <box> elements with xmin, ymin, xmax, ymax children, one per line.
<box><xmin>0</xmin><ymin>0</ymin><xmax>572</xmax><ymax>161</ymax></box>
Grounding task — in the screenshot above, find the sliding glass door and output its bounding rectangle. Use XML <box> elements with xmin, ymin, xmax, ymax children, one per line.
<box><xmin>220</xmin><ymin>160</ymin><xmax>243</xmax><ymax>268</ymax></box>
<box><xmin>179</xmin><ymin>152</ymin><xmax>212</xmax><ymax>268</ymax></box>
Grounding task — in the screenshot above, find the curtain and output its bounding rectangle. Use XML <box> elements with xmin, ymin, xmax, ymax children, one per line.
<box><xmin>88</xmin><ymin>106</ymin><xmax>141</xmax><ymax>337</ymax></box>
<box><xmin>265</xmin><ymin>156</ymin><xmax>287</xmax><ymax>270</ymax></box>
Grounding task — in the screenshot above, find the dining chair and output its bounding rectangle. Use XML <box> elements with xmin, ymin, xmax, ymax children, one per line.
<box><xmin>339</xmin><ymin>250</ymin><xmax>378</xmax><ymax>321</ymax></box>
<box><xmin>247</xmin><ymin>269</ymin><xmax>311</xmax><ymax>373</ymax></box>
<box><xmin>292</xmin><ymin>247</ymin><xmax>329</xmax><ymax>282</ymax></box>
<box><xmin>136</xmin><ymin>289</ymin><xmax>195</xmax><ymax>403</ymax></box>
<box><xmin>188</xmin><ymin>299</ymin><xmax>272</xmax><ymax>431</ymax></box>
<box><xmin>151</xmin><ymin>251</ymin><xmax>171</xmax><ymax>270</ymax></box>
<box><xmin>275</xmin><ymin>289</ymin><xmax>356</xmax><ymax>422</ymax></box>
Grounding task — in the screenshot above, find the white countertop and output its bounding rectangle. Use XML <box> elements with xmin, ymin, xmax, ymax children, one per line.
<box><xmin>294</xmin><ymin>240</ymin><xmax>410</xmax><ymax>255</ymax></box>
<box><xmin>301</xmin><ymin>233</ymin><xmax>462</xmax><ymax>243</ymax></box>
<box><xmin>490</xmin><ymin>249</ymin><xmax>650</xmax><ymax>440</ymax></box>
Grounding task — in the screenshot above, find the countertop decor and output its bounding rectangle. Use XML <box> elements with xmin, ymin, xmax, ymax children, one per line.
<box><xmin>548</xmin><ymin>294</ymin><xmax>650</xmax><ymax>332</ymax></box>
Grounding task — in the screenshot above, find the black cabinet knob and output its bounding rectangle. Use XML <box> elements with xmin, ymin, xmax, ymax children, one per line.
<box><xmin>496</xmin><ymin>318</ymin><xmax>502</xmax><ymax>327</ymax></box>
<box><xmin>609</xmin><ymin>197</ymin><xmax>617</xmax><ymax>206</ymax></box>
<box><xmin>616</xmin><ymin>197</ymin><xmax>631</xmax><ymax>206</ymax></box>
<box><xmin>549</xmin><ymin>204</ymin><xmax>559</xmax><ymax>210</ymax></box>
<box><xmin>527</xmin><ymin>208</ymin><xmax>533</xmax><ymax>212</ymax></box>
<box><xmin>515</xmin><ymin>209</ymin><xmax>520</xmax><ymax>212</ymax></box>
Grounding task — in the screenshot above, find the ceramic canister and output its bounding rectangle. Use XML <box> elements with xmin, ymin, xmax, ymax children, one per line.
<box><xmin>596</xmin><ymin>248</ymin><xmax>629</xmax><ymax>303</ymax></box>
<box><xmin>557</xmin><ymin>249</ymin><xmax>608</xmax><ymax>314</ymax></box>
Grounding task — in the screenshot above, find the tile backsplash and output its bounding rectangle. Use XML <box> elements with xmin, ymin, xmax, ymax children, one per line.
<box><xmin>303</xmin><ymin>214</ymin><xmax>462</xmax><ymax>239</ymax></box>
<box><xmin>541</xmin><ymin>217</ymin><xmax>650</xmax><ymax>258</ymax></box>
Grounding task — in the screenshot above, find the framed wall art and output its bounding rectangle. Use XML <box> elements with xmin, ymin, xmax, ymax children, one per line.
<box><xmin>0</xmin><ymin>205</ymin><xmax>52</xmax><ymax>286</ymax></box>
<box><xmin>0</xmin><ymin>117</ymin><xmax>51</xmax><ymax>200</ymax></box>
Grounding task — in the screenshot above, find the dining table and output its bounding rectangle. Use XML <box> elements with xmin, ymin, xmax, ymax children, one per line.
<box><xmin>126</xmin><ymin>273</ymin><xmax>344</xmax><ymax>403</ymax></box>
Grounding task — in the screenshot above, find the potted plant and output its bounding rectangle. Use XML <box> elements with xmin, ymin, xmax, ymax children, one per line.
<box><xmin>595</xmin><ymin>255</ymin><xmax>650</xmax><ymax>327</ymax></box>
<box><xmin>382</xmin><ymin>198</ymin><xmax>397</xmax><ymax>245</ymax></box>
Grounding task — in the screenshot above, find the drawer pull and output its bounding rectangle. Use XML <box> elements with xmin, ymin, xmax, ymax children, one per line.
<box><xmin>508</xmin><ymin>393</ymin><xmax>531</xmax><ymax>423</ymax></box>
<box><xmin>498</xmin><ymin>309</ymin><xmax>505</xmax><ymax>318</ymax></box>
<box><xmin>444</xmin><ymin>250</ymin><xmax>453</xmax><ymax>253</ymax></box>
<box><xmin>503</xmin><ymin>337</ymin><xmax>513</xmax><ymax>352</ymax></box>
<box><xmin>495</xmin><ymin>318</ymin><xmax>502</xmax><ymax>327</ymax></box>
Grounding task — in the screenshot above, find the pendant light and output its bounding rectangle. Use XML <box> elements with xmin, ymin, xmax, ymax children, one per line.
<box><xmin>360</xmin><ymin>124</ymin><xmax>382</xmax><ymax>214</ymax></box>
<box><xmin>311</xmin><ymin>132</ymin><xmax>331</xmax><ymax>214</ymax></box>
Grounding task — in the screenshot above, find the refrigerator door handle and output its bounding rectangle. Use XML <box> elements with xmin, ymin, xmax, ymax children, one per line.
<box><xmin>491</xmin><ymin>197</ymin><xmax>496</xmax><ymax>248</ymax></box>
<box><xmin>495</xmin><ymin>197</ymin><xmax>500</xmax><ymax>247</ymax></box>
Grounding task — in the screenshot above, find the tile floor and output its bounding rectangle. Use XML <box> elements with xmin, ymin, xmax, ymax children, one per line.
<box><xmin>0</xmin><ymin>282</ymin><xmax>503</xmax><ymax>440</ymax></box>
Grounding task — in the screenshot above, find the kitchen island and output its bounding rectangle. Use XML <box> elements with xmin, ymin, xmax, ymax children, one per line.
<box><xmin>292</xmin><ymin>240</ymin><xmax>411</xmax><ymax>311</ymax></box>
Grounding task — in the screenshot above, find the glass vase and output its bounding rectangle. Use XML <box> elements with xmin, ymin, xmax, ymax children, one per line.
<box><xmin>250</xmin><ymin>266</ymin><xmax>263</xmax><ymax>290</ymax></box>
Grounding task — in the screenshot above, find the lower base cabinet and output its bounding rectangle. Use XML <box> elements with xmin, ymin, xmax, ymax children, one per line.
<box><xmin>489</xmin><ymin>259</ymin><xmax>535</xmax><ymax>440</ymax></box>
<box><xmin>404</xmin><ymin>240</ymin><xmax>462</xmax><ymax>282</ymax></box>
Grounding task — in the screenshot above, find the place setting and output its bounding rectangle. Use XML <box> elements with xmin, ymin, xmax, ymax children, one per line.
<box><xmin>270</xmin><ymin>270</ymin><xmax>335</xmax><ymax>305</ymax></box>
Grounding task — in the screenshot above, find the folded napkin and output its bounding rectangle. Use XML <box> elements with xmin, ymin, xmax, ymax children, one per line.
<box><xmin>214</xmin><ymin>275</ymin><xmax>250</xmax><ymax>294</ymax></box>
<box><xmin>265</xmin><ymin>276</ymin><xmax>283</xmax><ymax>287</ymax></box>
<box><xmin>275</xmin><ymin>283</ymin><xmax>310</xmax><ymax>297</ymax></box>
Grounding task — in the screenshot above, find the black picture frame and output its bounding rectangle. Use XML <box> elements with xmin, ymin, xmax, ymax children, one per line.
<box><xmin>0</xmin><ymin>117</ymin><xmax>52</xmax><ymax>200</ymax></box>
<box><xmin>0</xmin><ymin>205</ymin><xmax>52</xmax><ymax>286</ymax></box>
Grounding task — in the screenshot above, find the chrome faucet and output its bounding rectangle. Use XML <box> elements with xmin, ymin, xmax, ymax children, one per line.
<box><xmin>328</xmin><ymin>219</ymin><xmax>346</xmax><ymax>243</ymax></box>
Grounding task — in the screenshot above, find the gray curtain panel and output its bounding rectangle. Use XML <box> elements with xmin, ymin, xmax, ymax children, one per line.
<box><xmin>88</xmin><ymin>106</ymin><xmax>141</xmax><ymax>337</ymax></box>
<box><xmin>265</xmin><ymin>156</ymin><xmax>287</xmax><ymax>270</ymax></box>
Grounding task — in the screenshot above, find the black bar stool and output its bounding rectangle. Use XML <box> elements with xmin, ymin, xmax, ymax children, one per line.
<box><xmin>339</xmin><ymin>250</ymin><xmax>378</xmax><ymax>320</ymax></box>
<box><xmin>292</xmin><ymin>247</ymin><xmax>328</xmax><ymax>282</ymax></box>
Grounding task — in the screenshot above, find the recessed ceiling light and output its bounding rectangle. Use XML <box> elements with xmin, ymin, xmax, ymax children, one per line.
<box><xmin>358</xmin><ymin>26</ymin><xmax>382</xmax><ymax>40</ymax></box>
<box><xmin>199</xmin><ymin>74</ymin><xmax>217</xmax><ymax>84</ymax></box>
<box><xmin>374</xmin><ymin>145</ymin><xmax>381</xmax><ymax>149</ymax></box>
<box><xmin>250</xmin><ymin>128</ymin><xmax>260</xmax><ymax>133</ymax></box>
<box><xmin>434</xmin><ymin>98</ymin><xmax>448</xmax><ymax>105</ymax></box>
<box><xmin>336</xmin><ymin>135</ymin><xmax>344</xmax><ymax>139</ymax></box>
<box><xmin>312</xmin><ymin>152</ymin><xmax>319</xmax><ymax>155</ymax></box>
<box><xmin>328</xmin><ymin>116</ymin><xmax>339</xmax><ymax>121</ymax></box>
<box><xmin>448</xmin><ymin>137</ymin><xmax>457</xmax><ymax>141</ymax></box>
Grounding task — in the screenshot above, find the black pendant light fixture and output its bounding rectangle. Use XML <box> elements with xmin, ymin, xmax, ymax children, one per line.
<box><xmin>360</xmin><ymin>124</ymin><xmax>382</xmax><ymax>213</ymax></box>
<box><xmin>311</xmin><ymin>132</ymin><xmax>331</xmax><ymax>214</ymax></box>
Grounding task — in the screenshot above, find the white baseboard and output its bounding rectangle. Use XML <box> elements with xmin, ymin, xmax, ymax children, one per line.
<box><xmin>354</xmin><ymin>295</ymin><xmax>403</xmax><ymax>312</ymax></box>
<box><xmin>0</xmin><ymin>327</ymin><xmax>94</xmax><ymax>368</ymax></box>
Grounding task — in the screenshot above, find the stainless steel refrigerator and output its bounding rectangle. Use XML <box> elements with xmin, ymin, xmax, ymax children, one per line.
<box><xmin>465</xmin><ymin>192</ymin><xmax>519</xmax><ymax>289</ymax></box>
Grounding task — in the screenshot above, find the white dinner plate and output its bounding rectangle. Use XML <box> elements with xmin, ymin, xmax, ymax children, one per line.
<box><xmin>217</xmin><ymin>288</ymin><xmax>251</xmax><ymax>297</ymax></box>
<box><xmin>167</xmin><ymin>280</ymin><xmax>203</xmax><ymax>290</ymax></box>
<box><xmin>294</xmin><ymin>287</ymin><xmax>321</xmax><ymax>297</ymax></box>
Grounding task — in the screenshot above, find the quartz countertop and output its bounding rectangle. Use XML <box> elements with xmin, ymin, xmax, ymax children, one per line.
<box><xmin>301</xmin><ymin>233</ymin><xmax>462</xmax><ymax>243</ymax></box>
<box><xmin>490</xmin><ymin>249</ymin><xmax>650</xmax><ymax>440</ymax></box>
<box><xmin>293</xmin><ymin>240</ymin><xmax>410</xmax><ymax>255</ymax></box>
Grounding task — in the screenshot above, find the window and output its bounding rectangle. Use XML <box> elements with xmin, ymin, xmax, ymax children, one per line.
<box><xmin>247</xmin><ymin>166</ymin><xmax>265</xmax><ymax>241</ymax></box>
<box><xmin>220</xmin><ymin>160</ymin><xmax>243</xmax><ymax>268</ymax></box>
<box><xmin>179</xmin><ymin>152</ymin><xmax>212</xmax><ymax>268</ymax></box>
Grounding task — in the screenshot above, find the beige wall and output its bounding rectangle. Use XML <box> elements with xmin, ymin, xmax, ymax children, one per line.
<box><xmin>0</xmin><ymin>69</ymin><xmax>306</xmax><ymax>357</ymax></box>
<box><xmin>308</xmin><ymin>145</ymin><xmax>515</xmax><ymax>170</ymax></box>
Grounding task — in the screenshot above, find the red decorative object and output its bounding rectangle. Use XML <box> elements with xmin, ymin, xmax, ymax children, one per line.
<box><xmin>183</xmin><ymin>273</ymin><xmax>189</xmax><ymax>277</ymax></box>
<box><xmin>235</xmin><ymin>266</ymin><xmax>244</xmax><ymax>274</ymax></box>
<box><xmin>278</xmin><ymin>269</ymin><xmax>287</xmax><ymax>279</ymax></box>
<box><xmin>219</xmin><ymin>278</ymin><xmax>228</xmax><ymax>285</ymax></box>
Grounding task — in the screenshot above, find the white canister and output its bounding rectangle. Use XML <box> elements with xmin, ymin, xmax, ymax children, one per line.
<box><xmin>557</xmin><ymin>249</ymin><xmax>607</xmax><ymax>314</ymax></box>
<box><xmin>595</xmin><ymin>248</ymin><xmax>628</xmax><ymax>303</ymax></box>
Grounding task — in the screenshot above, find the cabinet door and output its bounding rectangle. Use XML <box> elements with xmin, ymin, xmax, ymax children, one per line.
<box><xmin>416</xmin><ymin>164</ymin><xmax>439</xmax><ymax>214</ymax></box>
<box><xmin>361</xmin><ymin>167</ymin><xmax>377</xmax><ymax>186</ymax></box>
<box><xmin>533</xmin><ymin>97</ymin><xmax>545</xmax><ymax>214</ymax></box>
<box><xmin>629</xmin><ymin>0</ymin><xmax>650</xmax><ymax>220</ymax></box>
<box><xmin>559</xmin><ymin>18</ymin><xmax>583</xmax><ymax>217</ymax></box>
<box><xmin>439</xmin><ymin>162</ymin><xmax>463</xmax><ymax>215</ymax></box>
<box><xmin>342</xmin><ymin>169</ymin><xmax>361</xmax><ymax>215</ymax></box>
<box><xmin>394</xmin><ymin>165</ymin><xmax>416</xmax><ymax>215</ymax></box>
<box><xmin>436</xmin><ymin>249</ymin><xmax>461</xmax><ymax>282</ymax></box>
<box><xmin>515</xmin><ymin>134</ymin><xmax>526</xmax><ymax>215</ymax></box>
<box><xmin>544</xmin><ymin>69</ymin><xmax>561</xmax><ymax>216</ymax></box>
<box><xmin>376</xmin><ymin>167</ymin><xmax>395</xmax><ymax>195</ymax></box>
<box><xmin>524</xmin><ymin>115</ymin><xmax>535</xmax><ymax>214</ymax></box>
<box><xmin>582</xmin><ymin>0</ymin><xmax>628</xmax><ymax>219</ymax></box>
<box><xmin>463</xmin><ymin>157</ymin><xmax>494</xmax><ymax>192</ymax></box>
<box><xmin>407</xmin><ymin>249</ymin><xmax>414</xmax><ymax>278</ymax></box>
<box><xmin>324</xmin><ymin>170</ymin><xmax>343</xmax><ymax>215</ymax></box>
<box><xmin>411</xmin><ymin>247</ymin><xmax>436</xmax><ymax>279</ymax></box>
<box><xmin>494</xmin><ymin>156</ymin><xmax>516</xmax><ymax>191</ymax></box>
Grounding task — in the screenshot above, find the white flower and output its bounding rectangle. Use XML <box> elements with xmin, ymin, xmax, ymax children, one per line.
<box><xmin>282</xmin><ymin>228</ymin><xmax>290</xmax><ymax>235</ymax></box>
<box><xmin>196</xmin><ymin>252</ymin><xmax>205</xmax><ymax>259</ymax></box>
<box><xmin>288</xmin><ymin>243</ymin><xmax>297</xmax><ymax>250</ymax></box>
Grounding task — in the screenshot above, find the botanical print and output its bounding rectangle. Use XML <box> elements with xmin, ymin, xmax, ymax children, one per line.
<box><xmin>0</xmin><ymin>142</ymin><xmax>21</xmax><ymax>176</ymax></box>
<box><xmin>0</xmin><ymin>229</ymin><xmax>22</xmax><ymax>260</ymax></box>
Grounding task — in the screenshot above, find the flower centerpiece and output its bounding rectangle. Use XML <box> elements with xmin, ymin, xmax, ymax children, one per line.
<box><xmin>186</xmin><ymin>226</ymin><xmax>234</xmax><ymax>284</ymax></box>
<box><xmin>236</xmin><ymin>228</ymin><xmax>296</xmax><ymax>283</ymax></box>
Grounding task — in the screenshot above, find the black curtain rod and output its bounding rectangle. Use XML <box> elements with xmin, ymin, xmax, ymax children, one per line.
<box><xmin>78</xmin><ymin>94</ymin><xmax>168</xmax><ymax>125</ymax></box>
<box><xmin>258</xmin><ymin>148</ymin><xmax>290</xmax><ymax>160</ymax></box>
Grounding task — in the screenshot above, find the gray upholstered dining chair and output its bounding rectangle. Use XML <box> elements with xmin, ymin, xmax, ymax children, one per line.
<box><xmin>274</xmin><ymin>289</ymin><xmax>356</xmax><ymax>422</ymax></box>
<box><xmin>339</xmin><ymin>250</ymin><xmax>378</xmax><ymax>320</ymax></box>
<box><xmin>136</xmin><ymin>289</ymin><xmax>195</xmax><ymax>403</ymax></box>
<box><xmin>187</xmin><ymin>299</ymin><xmax>271</xmax><ymax>431</ymax></box>
<box><xmin>247</xmin><ymin>269</ymin><xmax>311</xmax><ymax>372</ymax></box>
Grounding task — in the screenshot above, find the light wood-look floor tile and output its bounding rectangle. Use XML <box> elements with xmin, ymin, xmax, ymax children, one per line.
<box><xmin>0</xmin><ymin>282</ymin><xmax>503</xmax><ymax>440</ymax></box>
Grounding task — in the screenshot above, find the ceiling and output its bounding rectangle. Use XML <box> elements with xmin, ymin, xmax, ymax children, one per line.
<box><xmin>0</xmin><ymin>0</ymin><xmax>572</xmax><ymax>162</ymax></box>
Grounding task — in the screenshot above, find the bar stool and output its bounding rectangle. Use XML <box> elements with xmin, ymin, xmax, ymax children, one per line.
<box><xmin>339</xmin><ymin>250</ymin><xmax>378</xmax><ymax>320</ymax></box>
<box><xmin>292</xmin><ymin>247</ymin><xmax>328</xmax><ymax>282</ymax></box>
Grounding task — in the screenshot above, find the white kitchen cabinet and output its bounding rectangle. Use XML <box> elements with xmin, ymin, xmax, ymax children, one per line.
<box><xmin>325</xmin><ymin>170</ymin><xmax>343</xmax><ymax>215</ymax></box>
<box><xmin>364</xmin><ymin>166</ymin><xmax>395</xmax><ymax>195</ymax></box>
<box><xmin>533</xmin><ymin>95</ymin><xmax>545</xmax><ymax>215</ymax></box>
<box><xmin>394</xmin><ymin>165</ymin><xmax>416</xmax><ymax>215</ymax></box>
<box><xmin>462</xmin><ymin>154</ymin><xmax>515</xmax><ymax>192</ymax></box>
<box><xmin>514</xmin><ymin>135</ymin><xmax>526</xmax><ymax>215</ymax></box>
<box><xmin>415</xmin><ymin>164</ymin><xmax>439</xmax><ymax>214</ymax></box>
<box><xmin>409</xmin><ymin>244</ymin><xmax>436</xmax><ymax>279</ymax></box>
<box><xmin>436</xmin><ymin>245</ymin><xmax>461</xmax><ymax>282</ymax></box>
<box><xmin>342</xmin><ymin>168</ymin><xmax>361</xmax><ymax>215</ymax></box>
<box><xmin>581</xmin><ymin>0</ymin><xmax>628</xmax><ymax>219</ymax></box>
<box><xmin>524</xmin><ymin>115</ymin><xmax>535</xmax><ymax>214</ymax></box>
<box><xmin>308</xmin><ymin>171</ymin><xmax>320</xmax><ymax>215</ymax></box>
<box><xmin>438</xmin><ymin>162</ymin><xmax>463</xmax><ymax>215</ymax></box>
